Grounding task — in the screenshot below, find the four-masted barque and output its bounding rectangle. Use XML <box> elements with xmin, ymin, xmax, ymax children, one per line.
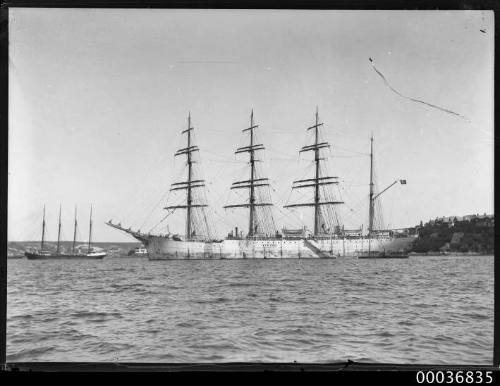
<box><xmin>107</xmin><ymin>109</ymin><xmax>418</xmax><ymax>259</ymax></box>
<box><xmin>25</xmin><ymin>205</ymin><xmax>106</xmax><ymax>259</ymax></box>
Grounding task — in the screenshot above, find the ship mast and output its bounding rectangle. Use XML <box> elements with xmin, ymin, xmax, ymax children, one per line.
<box><xmin>165</xmin><ymin>113</ymin><xmax>207</xmax><ymax>240</ymax></box>
<box><xmin>367</xmin><ymin>134</ymin><xmax>407</xmax><ymax>237</ymax></box>
<box><xmin>284</xmin><ymin>108</ymin><xmax>343</xmax><ymax>237</ymax></box>
<box><xmin>249</xmin><ymin>111</ymin><xmax>256</xmax><ymax>236</ymax></box>
<box><xmin>88</xmin><ymin>205</ymin><xmax>92</xmax><ymax>253</ymax></box>
<box><xmin>72</xmin><ymin>205</ymin><xmax>78</xmax><ymax>254</ymax></box>
<box><xmin>56</xmin><ymin>204</ymin><xmax>62</xmax><ymax>255</ymax></box>
<box><xmin>313</xmin><ymin>107</ymin><xmax>321</xmax><ymax>235</ymax></box>
<box><xmin>368</xmin><ymin>134</ymin><xmax>374</xmax><ymax>236</ymax></box>
<box><xmin>41</xmin><ymin>205</ymin><xmax>46</xmax><ymax>251</ymax></box>
<box><xmin>186</xmin><ymin>113</ymin><xmax>193</xmax><ymax>239</ymax></box>
<box><xmin>224</xmin><ymin>110</ymin><xmax>273</xmax><ymax>237</ymax></box>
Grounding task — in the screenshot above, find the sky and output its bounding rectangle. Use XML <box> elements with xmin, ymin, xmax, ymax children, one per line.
<box><xmin>8</xmin><ymin>9</ymin><xmax>494</xmax><ymax>242</ymax></box>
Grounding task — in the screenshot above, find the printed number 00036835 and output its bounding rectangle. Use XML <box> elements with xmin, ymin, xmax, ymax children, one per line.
<box><xmin>416</xmin><ymin>371</ymin><xmax>493</xmax><ymax>384</ymax></box>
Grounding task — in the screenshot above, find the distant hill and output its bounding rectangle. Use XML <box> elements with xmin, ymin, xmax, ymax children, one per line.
<box><xmin>411</xmin><ymin>214</ymin><xmax>494</xmax><ymax>254</ymax></box>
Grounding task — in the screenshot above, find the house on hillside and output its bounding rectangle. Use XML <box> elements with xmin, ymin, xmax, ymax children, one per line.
<box><xmin>476</xmin><ymin>214</ymin><xmax>494</xmax><ymax>227</ymax></box>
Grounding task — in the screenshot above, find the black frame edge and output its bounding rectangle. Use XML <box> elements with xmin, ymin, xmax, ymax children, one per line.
<box><xmin>0</xmin><ymin>0</ymin><xmax>497</xmax><ymax>372</ymax></box>
<box><xmin>0</xmin><ymin>2</ymin><xmax>8</xmax><ymax>372</ymax></box>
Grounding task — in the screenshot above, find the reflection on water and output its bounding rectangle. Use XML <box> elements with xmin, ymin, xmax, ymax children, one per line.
<box><xmin>7</xmin><ymin>255</ymin><xmax>493</xmax><ymax>364</ymax></box>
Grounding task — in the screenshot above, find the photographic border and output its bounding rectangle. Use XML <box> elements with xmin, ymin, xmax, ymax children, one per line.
<box><xmin>0</xmin><ymin>0</ymin><xmax>497</xmax><ymax>375</ymax></box>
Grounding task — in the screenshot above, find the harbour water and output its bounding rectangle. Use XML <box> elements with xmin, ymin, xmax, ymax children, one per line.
<box><xmin>7</xmin><ymin>255</ymin><xmax>493</xmax><ymax>364</ymax></box>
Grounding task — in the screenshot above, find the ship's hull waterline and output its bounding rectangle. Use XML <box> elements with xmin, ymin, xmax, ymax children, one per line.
<box><xmin>143</xmin><ymin>235</ymin><xmax>417</xmax><ymax>260</ymax></box>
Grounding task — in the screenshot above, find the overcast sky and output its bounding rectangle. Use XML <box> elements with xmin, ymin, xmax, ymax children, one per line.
<box><xmin>9</xmin><ymin>9</ymin><xmax>493</xmax><ymax>242</ymax></box>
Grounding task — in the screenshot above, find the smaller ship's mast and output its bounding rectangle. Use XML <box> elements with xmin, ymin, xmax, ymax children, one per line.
<box><xmin>88</xmin><ymin>205</ymin><xmax>93</xmax><ymax>253</ymax></box>
<box><xmin>41</xmin><ymin>205</ymin><xmax>46</xmax><ymax>251</ymax></box>
<box><xmin>367</xmin><ymin>135</ymin><xmax>407</xmax><ymax>236</ymax></box>
<box><xmin>56</xmin><ymin>204</ymin><xmax>62</xmax><ymax>255</ymax></box>
<box><xmin>368</xmin><ymin>134</ymin><xmax>375</xmax><ymax>236</ymax></box>
<box><xmin>313</xmin><ymin>107</ymin><xmax>321</xmax><ymax>235</ymax></box>
<box><xmin>248</xmin><ymin>110</ymin><xmax>256</xmax><ymax>236</ymax></box>
<box><xmin>186</xmin><ymin>113</ymin><xmax>193</xmax><ymax>239</ymax></box>
<box><xmin>72</xmin><ymin>205</ymin><xmax>78</xmax><ymax>255</ymax></box>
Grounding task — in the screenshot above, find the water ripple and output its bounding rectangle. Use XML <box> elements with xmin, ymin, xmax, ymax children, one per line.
<box><xmin>6</xmin><ymin>255</ymin><xmax>493</xmax><ymax>364</ymax></box>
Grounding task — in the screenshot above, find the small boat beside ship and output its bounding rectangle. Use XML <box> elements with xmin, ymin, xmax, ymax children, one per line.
<box><xmin>128</xmin><ymin>246</ymin><xmax>149</xmax><ymax>256</ymax></box>
<box><xmin>25</xmin><ymin>205</ymin><xmax>106</xmax><ymax>260</ymax></box>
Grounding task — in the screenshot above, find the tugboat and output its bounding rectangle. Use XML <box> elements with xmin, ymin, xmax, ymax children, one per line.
<box><xmin>25</xmin><ymin>205</ymin><xmax>106</xmax><ymax>260</ymax></box>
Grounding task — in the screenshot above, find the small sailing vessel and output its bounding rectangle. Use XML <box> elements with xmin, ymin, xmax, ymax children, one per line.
<box><xmin>25</xmin><ymin>205</ymin><xmax>106</xmax><ymax>260</ymax></box>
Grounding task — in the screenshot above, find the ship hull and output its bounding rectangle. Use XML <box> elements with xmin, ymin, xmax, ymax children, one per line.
<box><xmin>358</xmin><ymin>253</ymin><xmax>409</xmax><ymax>259</ymax></box>
<box><xmin>144</xmin><ymin>235</ymin><xmax>417</xmax><ymax>260</ymax></box>
<box><xmin>24</xmin><ymin>251</ymin><xmax>106</xmax><ymax>260</ymax></box>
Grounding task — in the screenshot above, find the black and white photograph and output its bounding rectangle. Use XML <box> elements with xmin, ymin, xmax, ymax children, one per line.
<box><xmin>5</xmin><ymin>7</ymin><xmax>494</xmax><ymax>368</ymax></box>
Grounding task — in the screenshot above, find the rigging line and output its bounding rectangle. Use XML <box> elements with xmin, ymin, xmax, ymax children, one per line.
<box><xmin>369</xmin><ymin>57</ymin><xmax>470</xmax><ymax>121</ymax></box>
<box><xmin>197</xmin><ymin>129</ymin><xmax>241</xmax><ymax>135</ymax></box>
<box><xmin>286</xmin><ymin>185</ymin><xmax>313</xmax><ymax>205</ymax></box>
<box><xmin>145</xmin><ymin>192</ymin><xmax>176</xmax><ymax>230</ymax></box>
<box><xmin>204</xmin><ymin>159</ymin><xmax>247</xmax><ymax>164</ymax></box>
<box><xmin>332</xmin><ymin>155</ymin><xmax>367</xmax><ymax>158</ymax></box>
<box><xmin>203</xmin><ymin>149</ymin><xmax>248</xmax><ymax>162</ymax></box>
<box><xmin>332</xmin><ymin>128</ymin><xmax>371</xmax><ymax>141</ymax></box>
<box><xmin>268</xmin><ymin>157</ymin><xmax>299</xmax><ymax>162</ymax></box>
<box><xmin>22</xmin><ymin>215</ymin><xmax>46</xmax><ymax>242</ymax></box>
<box><xmin>121</xmin><ymin>182</ymin><xmax>170</xmax><ymax>227</ymax></box>
<box><xmin>119</xmin><ymin>164</ymin><xmax>183</xmax><ymax>225</ymax></box>
<box><xmin>207</xmin><ymin>191</ymin><xmax>229</xmax><ymax>212</ymax></box>
<box><xmin>274</xmin><ymin>205</ymin><xmax>303</xmax><ymax>225</ymax></box>
<box><xmin>211</xmin><ymin>206</ymin><xmax>230</xmax><ymax>224</ymax></box>
<box><xmin>266</xmin><ymin>145</ymin><xmax>296</xmax><ymax>158</ymax></box>
<box><xmin>349</xmin><ymin>194</ymin><xmax>369</xmax><ymax>209</ymax></box>
<box><xmin>147</xmin><ymin>211</ymin><xmax>173</xmax><ymax>233</ymax></box>
<box><xmin>339</xmin><ymin>186</ymin><xmax>364</xmax><ymax>203</ymax></box>
<box><xmin>340</xmin><ymin>178</ymin><xmax>370</xmax><ymax>186</ymax></box>
<box><xmin>111</xmin><ymin>151</ymin><xmax>174</xmax><ymax>218</ymax></box>
<box><xmin>285</xmin><ymin>207</ymin><xmax>312</xmax><ymax>226</ymax></box>
<box><xmin>137</xmin><ymin>192</ymin><xmax>182</xmax><ymax>230</ymax></box>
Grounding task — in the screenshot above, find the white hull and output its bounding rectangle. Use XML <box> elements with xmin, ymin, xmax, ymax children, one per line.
<box><xmin>143</xmin><ymin>235</ymin><xmax>417</xmax><ymax>260</ymax></box>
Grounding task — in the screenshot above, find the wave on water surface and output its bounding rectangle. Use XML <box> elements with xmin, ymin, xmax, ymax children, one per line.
<box><xmin>7</xmin><ymin>255</ymin><xmax>494</xmax><ymax>364</ymax></box>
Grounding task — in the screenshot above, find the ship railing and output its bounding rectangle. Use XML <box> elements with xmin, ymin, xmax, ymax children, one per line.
<box><xmin>308</xmin><ymin>234</ymin><xmax>344</xmax><ymax>240</ymax></box>
<box><xmin>245</xmin><ymin>235</ymin><xmax>283</xmax><ymax>241</ymax></box>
